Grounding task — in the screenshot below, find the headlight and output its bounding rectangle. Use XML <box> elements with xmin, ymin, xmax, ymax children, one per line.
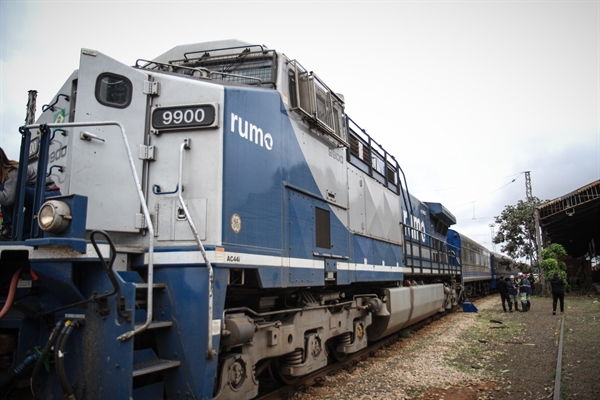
<box><xmin>38</xmin><ymin>200</ymin><xmax>72</xmax><ymax>233</ymax></box>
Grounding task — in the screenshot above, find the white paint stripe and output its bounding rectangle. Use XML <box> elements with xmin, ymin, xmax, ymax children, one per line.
<box><xmin>147</xmin><ymin>250</ymin><xmax>468</xmax><ymax>278</ymax></box>
<box><xmin>148</xmin><ymin>250</ymin><xmax>321</xmax><ymax>269</ymax></box>
<box><xmin>149</xmin><ymin>250</ymin><xmax>407</xmax><ymax>273</ymax></box>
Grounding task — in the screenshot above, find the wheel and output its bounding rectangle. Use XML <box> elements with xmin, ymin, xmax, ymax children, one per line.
<box><xmin>328</xmin><ymin>342</ymin><xmax>349</xmax><ymax>362</ymax></box>
<box><xmin>268</xmin><ymin>356</ymin><xmax>300</xmax><ymax>385</ymax></box>
<box><xmin>327</xmin><ymin>332</ymin><xmax>352</xmax><ymax>362</ymax></box>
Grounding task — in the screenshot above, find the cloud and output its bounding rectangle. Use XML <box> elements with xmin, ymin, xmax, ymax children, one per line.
<box><xmin>1</xmin><ymin>0</ymin><xmax>598</xmax><ymax>254</ymax></box>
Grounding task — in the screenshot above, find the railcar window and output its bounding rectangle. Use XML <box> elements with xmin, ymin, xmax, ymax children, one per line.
<box><xmin>95</xmin><ymin>73</ymin><xmax>132</xmax><ymax>108</ymax></box>
<box><xmin>315</xmin><ymin>207</ymin><xmax>331</xmax><ymax>249</ymax></box>
<box><xmin>349</xmin><ymin>133</ymin><xmax>370</xmax><ymax>164</ymax></box>
<box><xmin>386</xmin><ymin>163</ymin><xmax>397</xmax><ymax>186</ymax></box>
<box><xmin>372</xmin><ymin>152</ymin><xmax>385</xmax><ymax>176</ymax></box>
<box><xmin>347</xmin><ymin>118</ymin><xmax>399</xmax><ymax>193</ymax></box>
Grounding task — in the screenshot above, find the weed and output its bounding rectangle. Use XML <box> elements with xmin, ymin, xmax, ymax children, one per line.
<box><xmin>398</xmin><ymin>329</ymin><xmax>412</xmax><ymax>339</ymax></box>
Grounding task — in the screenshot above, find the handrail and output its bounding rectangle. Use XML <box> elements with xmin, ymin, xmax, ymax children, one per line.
<box><xmin>135</xmin><ymin>59</ymin><xmax>211</xmax><ymax>77</ymax></box>
<box><xmin>401</xmin><ymin>222</ymin><xmax>460</xmax><ymax>273</ymax></box>
<box><xmin>152</xmin><ymin>183</ymin><xmax>179</xmax><ymax>195</ymax></box>
<box><xmin>13</xmin><ymin>127</ymin><xmax>35</xmax><ymax>240</ymax></box>
<box><xmin>174</xmin><ymin>139</ymin><xmax>216</xmax><ymax>358</ymax></box>
<box><xmin>135</xmin><ymin>58</ymin><xmax>263</xmax><ymax>86</ymax></box>
<box><xmin>41</xmin><ymin>94</ymin><xmax>70</xmax><ymax>113</ymax></box>
<box><xmin>20</xmin><ymin>121</ymin><xmax>156</xmax><ymax>341</ymax></box>
<box><xmin>182</xmin><ymin>44</ymin><xmax>267</xmax><ymax>59</ymax></box>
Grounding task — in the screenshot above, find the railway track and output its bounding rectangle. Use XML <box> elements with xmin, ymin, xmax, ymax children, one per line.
<box><xmin>256</xmin><ymin>311</ymin><xmax>448</xmax><ymax>400</ymax></box>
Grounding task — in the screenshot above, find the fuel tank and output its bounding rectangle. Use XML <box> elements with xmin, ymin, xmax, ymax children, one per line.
<box><xmin>367</xmin><ymin>284</ymin><xmax>444</xmax><ymax>341</ymax></box>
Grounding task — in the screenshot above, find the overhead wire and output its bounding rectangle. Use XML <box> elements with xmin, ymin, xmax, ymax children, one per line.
<box><xmin>412</xmin><ymin>172</ymin><xmax>524</xmax><ymax>194</ymax></box>
<box><xmin>449</xmin><ymin>172</ymin><xmax>524</xmax><ymax>208</ymax></box>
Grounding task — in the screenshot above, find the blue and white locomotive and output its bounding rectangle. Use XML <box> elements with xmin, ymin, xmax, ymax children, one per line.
<box><xmin>0</xmin><ymin>40</ymin><xmax>502</xmax><ymax>400</ymax></box>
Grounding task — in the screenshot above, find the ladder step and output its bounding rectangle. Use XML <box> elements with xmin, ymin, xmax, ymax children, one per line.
<box><xmin>134</xmin><ymin>320</ymin><xmax>173</xmax><ymax>330</ymax></box>
<box><xmin>133</xmin><ymin>359</ymin><xmax>181</xmax><ymax>377</ymax></box>
<box><xmin>135</xmin><ymin>283</ymin><xmax>166</xmax><ymax>290</ymax></box>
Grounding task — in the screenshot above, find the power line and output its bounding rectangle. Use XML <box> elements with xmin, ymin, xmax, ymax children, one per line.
<box><xmin>449</xmin><ymin>172</ymin><xmax>524</xmax><ymax>208</ymax></box>
<box><xmin>456</xmin><ymin>217</ymin><xmax>496</xmax><ymax>223</ymax></box>
<box><xmin>413</xmin><ymin>172</ymin><xmax>523</xmax><ymax>194</ymax></box>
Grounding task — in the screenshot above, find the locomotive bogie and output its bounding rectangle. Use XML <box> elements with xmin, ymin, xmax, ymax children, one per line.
<box><xmin>215</xmin><ymin>291</ymin><xmax>374</xmax><ymax>399</ymax></box>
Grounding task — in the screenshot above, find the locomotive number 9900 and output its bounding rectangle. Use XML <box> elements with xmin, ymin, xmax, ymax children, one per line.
<box><xmin>152</xmin><ymin>104</ymin><xmax>216</xmax><ymax>130</ymax></box>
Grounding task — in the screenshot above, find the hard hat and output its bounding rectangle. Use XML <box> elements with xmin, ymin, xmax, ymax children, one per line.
<box><xmin>510</xmin><ymin>275</ymin><xmax>514</xmax><ymax>279</ymax></box>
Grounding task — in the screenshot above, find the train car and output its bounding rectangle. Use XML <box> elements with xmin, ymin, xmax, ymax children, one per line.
<box><xmin>447</xmin><ymin>229</ymin><xmax>515</xmax><ymax>297</ymax></box>
<box><xmin>490</xmin><ymin>251</ymin><xmax>516</xmax><ymax>289</ymax></box>
<box><xmin>1</xmin><ymin>40</ymin><xmax>473</xmax><ymax>400</ymax></box>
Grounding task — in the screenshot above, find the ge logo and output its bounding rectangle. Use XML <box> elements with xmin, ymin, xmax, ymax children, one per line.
<box><xmin>231</xmin><ymin>214</ymin><xmax>242</xmax><ymax>234</ymax></box>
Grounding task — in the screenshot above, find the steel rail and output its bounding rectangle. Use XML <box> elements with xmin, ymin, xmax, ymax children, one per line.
<box><xmin>553</xmin><ymin>314</ymin><xmax>565</xmax><ymax>400</ymax></box>
<box><xmin>256</xmin><ymin>310</ymin><xmax>447</xmax><ymax>400</ymax></box>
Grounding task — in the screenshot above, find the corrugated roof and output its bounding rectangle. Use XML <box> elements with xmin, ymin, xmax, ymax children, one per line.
<box><xmin>538</xmin><ymin>180</ymin><xmax>600</xmax><ymax>257</ymax></box>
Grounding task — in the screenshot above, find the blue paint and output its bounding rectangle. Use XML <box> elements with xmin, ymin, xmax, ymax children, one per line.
<box><xmin>152</xmin><ymin>266</ymin><xmax>228</xmax><ymax>399</ymax></box>
<box><xmin>463</xmin><ymin>302</ymin><xmax>479</xmax><ymax>312</ymax></box>
<box><xmin>447</xmin><ymin>229</ymin><xmax>462</xmax><ymax>267</ymax></box>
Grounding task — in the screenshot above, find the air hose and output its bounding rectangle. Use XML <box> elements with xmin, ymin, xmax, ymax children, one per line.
<box><xmin>0</xmin><ymin>351</ymin><xmax>40</xmax><ymax>389</ymax></box>
<box><xmin>0</xmin><ymin>269</ymin><xmax>24</xmax><ymax>320</ymax></box>
<box><xmin>56</xmin><ymin>320</ymin><xmax>78</xmax><ymax>400</ymax></box>
<box><xmin>30</xmin><ymin>320</ymin><xmax>62</xmax><ymax>399</ymax></box>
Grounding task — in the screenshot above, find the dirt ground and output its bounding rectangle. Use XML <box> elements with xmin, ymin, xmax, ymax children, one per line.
<box><xmin>416</xmin><ymin>293</ymin><xmax>600</xmax><ymax>400</ymax></box>
<box><xmin>293</xmin><ymin>291</ymin><xmax>600</xmax><ymax>400</ymax></box>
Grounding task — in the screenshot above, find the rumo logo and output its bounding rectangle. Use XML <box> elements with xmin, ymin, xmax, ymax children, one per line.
<box><xmin>403</xmin><ymin>210</ymin><xmax>426</xmax><ymax>243</ymax></box>
<box><xmin>231</xmin><ymin>113</ymin><xmax>273</xmax><ymax>150</ymax></box>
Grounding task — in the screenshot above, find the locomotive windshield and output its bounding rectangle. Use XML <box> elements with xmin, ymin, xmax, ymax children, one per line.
<box><xmin>95</xmin><ymin>73</ymin><xmax>132</xmax><ymax>108</ymax></box>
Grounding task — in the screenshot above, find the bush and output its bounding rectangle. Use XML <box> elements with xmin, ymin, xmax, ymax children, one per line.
<box><xmin>540</xmin><ymin>243</ymin><xmax>569</xmax><ymax>291</ymax></box>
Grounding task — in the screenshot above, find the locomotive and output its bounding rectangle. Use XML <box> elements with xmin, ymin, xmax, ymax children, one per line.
<box><xmin>0</xmin><ymin>40</ymin><xmax>508</xmax><ymax>399</ymax></box>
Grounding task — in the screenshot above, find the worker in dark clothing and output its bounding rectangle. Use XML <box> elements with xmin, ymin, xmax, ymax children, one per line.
<box><xmin>528</xmin><ymin>273</ymin><xmax>536</xmax><ymax>294</ymax></box>
<box><xmin>519</xmin><ymin>273</ymin><xmax>532</xmax><ymax>312</ymax></box>
<box><xmin>549</xmin><ymin>272</ymin><xmax>565</xmax><ymax>315</ymax></box>
<box><xmin>507</xmin><ymin>275</ymin><xmax>519</xmax><ymax>312</ymax></box>
<box><xmin>497</xmin><ymin>275</ymin><xmax>509</xmax><ymax>312</ymax></box>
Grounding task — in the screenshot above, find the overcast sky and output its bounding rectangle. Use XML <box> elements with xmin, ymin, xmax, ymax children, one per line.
<box><xmin>1</xmin><ymin>0</ymin><xmax>598</xmax><ymax>253</ymax></box>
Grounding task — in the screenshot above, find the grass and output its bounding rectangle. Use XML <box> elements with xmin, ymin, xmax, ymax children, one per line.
<box><xmin>559</xmin><ymin>294</ymin><xmax>600</xmax><ymax>400</ymax></box>
<box><xmin>398</xmin><ymin>329</ymin><xmax>412</xmax><ymax>338</ymax></box>
<box><xmin>444</xmin><ymin>302</ymin><xmax>523</xmax><ymax>377</ymax></box>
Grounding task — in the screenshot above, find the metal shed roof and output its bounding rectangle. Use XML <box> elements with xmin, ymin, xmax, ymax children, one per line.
<box><xmin>538</xmin><ymin>180</ymin><xmax>600</xmax><ymax>258</ymax></box>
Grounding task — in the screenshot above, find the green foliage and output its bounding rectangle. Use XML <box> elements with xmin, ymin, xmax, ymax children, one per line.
<box><xmin>540</xmin><ymin>258</ymin><xmax>558</xmax><ymax>272</ymax></box>
<box><xmin>398</xmin><ymin>329</ymin><xmax>412</xmax><ymax>338</ymax></box>
<box><xmin>540</xmin><ymin>243</ymin><xmax>569</xmax><ymax>289</ymax></box>
<box><xmin>541</xmin><ymin>243</ymin><xmax>568</xmax><ymax>261</ymax></box>
<box><xmin>493</xmin><ymin>197</ymin><xmax>545</xmax><ymax>266</ymax></box>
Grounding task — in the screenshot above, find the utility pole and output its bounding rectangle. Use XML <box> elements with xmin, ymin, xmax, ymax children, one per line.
<box><xmin>524</xmin><ymin>171</ymin><xmax>534</xmax><ymax>270</ymax></box>
<box><xmin>489</xmin><ymin>223</ymin><xmax>496</xmax><ymax>252</ymax></box>
<box><xmin>525</xmin><ymin>171</ymin><xmax>532</xmax><ymax>202</ymax></box>
<box><xmin>524</xmin><ymin>171</ymin><xmax>543</xmax><ymax>276</ymax></box>
<box><xmin>25</xmin><ymin>90</ymin><xmax>37</xmax><ymax>125</ymax></box>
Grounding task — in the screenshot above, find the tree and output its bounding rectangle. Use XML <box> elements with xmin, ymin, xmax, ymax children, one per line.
<box><xmin>540</xmin><ymin>243</ymin><xmax>569</xmax><ymax>291</ymax></box>
<box><xmin>493</xmin><ymin>197</ymin><xmax>545</xmax><ymax>269</ymax></box>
